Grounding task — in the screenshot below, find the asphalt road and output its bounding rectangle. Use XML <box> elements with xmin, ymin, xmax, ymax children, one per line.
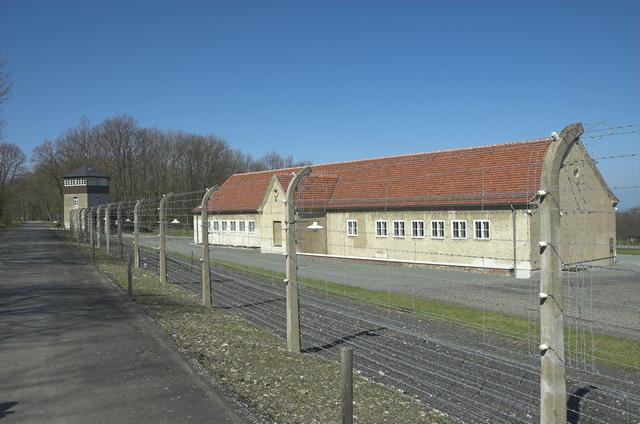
<box><xmin>133</xmin><ymin>233</ymin><xmax>640</xmax><ymax>340</ymax></box>
<box><xmin>0</xmin><ymin>224</ymin><xmax>253</xmax><ymax>424</ymax></box>
<box><xmin>133</xmin><ymin>244</ymin><xmax>640</xmax><ymax>424</ymax></box>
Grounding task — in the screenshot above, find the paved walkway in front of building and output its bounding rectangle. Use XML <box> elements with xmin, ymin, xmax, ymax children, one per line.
<box><xmin>0</xmin><ymin>223</ymin><xmax>254</xmax><ymax>424</ymax></box>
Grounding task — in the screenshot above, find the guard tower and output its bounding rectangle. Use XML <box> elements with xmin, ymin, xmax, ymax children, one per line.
<box><xmin>62</xmin><ymin>167</ymin><xmax>110</xmax><ymax>229</ymax></box>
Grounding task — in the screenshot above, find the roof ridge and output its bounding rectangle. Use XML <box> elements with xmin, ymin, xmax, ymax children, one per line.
<box><xmin>229</xmin><ymin>137</ymin><xmax>553</xmax><ymax>177</ymax></box>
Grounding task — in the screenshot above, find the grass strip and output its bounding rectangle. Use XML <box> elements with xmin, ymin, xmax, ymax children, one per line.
<box><xmin>617</xmin><ymin>248</ymin><xmax>640</xmax><ymax>255</ymax></box>
<box><xmin>86</xmin><ymin>247</ymin><xmax>452</xmax><ymax>424</ymax></box>
<box><xmin>211</xmin><ymin>258</ymin><xmax>640</xmax><ymax>370</ymax></box>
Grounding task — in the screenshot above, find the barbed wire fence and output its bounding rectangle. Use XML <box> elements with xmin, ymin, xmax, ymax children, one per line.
<box><xmin>558</xmin><ymin>124</ymin><xmax>639</xmax><ymax>424</ymax></box>
<box><xmin>67</xmin><ymin>122</ymin><xmax>639</xmax><ymax>424</ymax></box>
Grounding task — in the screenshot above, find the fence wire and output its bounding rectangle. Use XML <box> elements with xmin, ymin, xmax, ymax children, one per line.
<box><xmin>70</xmin><ymin>127</ymin><xmax>639</xmax><ymax>424</ymax></box>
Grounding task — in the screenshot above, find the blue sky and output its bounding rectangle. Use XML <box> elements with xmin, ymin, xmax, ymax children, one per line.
<box><xmin>1</xmin><ymin>0</ymin><xmax>639</xmax><ymax>207</ymax></box>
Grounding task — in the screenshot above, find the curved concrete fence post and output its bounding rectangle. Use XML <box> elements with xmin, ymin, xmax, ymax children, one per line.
<box><xmin>79</xmin><ymin>208</ymin><xmax>85</xmax><ymax>237</ymax></box>
<box><xmin>133</xmin><ymin>200</ymin><xmax>141</xmax><ymax>268</ymax></box>
<box><xmin>105</xmin><ymin>203</ymin><xmax>112</xmax><ymax>254</ymax></box>
<box><xmin>96</xmin><ymin>205</ymin><xmax>104</xmax><ymax>248</ymax></box>
<box><xmin>284</xmin><ymin>166</ymin><xmax>311</xmax><ymax>353</ymax></box>
<box><xmin>89</xmin><ymin>208</ymin><xmax>95</xmax><ymax>248</ymax></box>
<box><xmin>159</xmin><ymin>193</ymin><xmax>173</xmax><ymax>284</ymax></box>
<box><xmin>539</xmin><ymin>122</ymin><xmax>583</xmax><ymax>424</ymax></box>
<box><xmin>75</xmin><ymin>209</ymin><xmax>81</xmax><ymax>245</ymax></box>
<box><xmin>70</xmin><ymin>209</ymin><xmax>75</xmax><ymax>237</ymax></box>
<box><xmin>200</xmin><ymin>186</ymin><xmax>218</xmax><ymax>307</ymax></box>
<box><xmin>85</xmin><ymin>207</ymin><xmax>91</xmax><ymax>242</ymax></box>
<box><xmin>117</xmin><ymin>202</ymin><xmax>123</xmax><ymax>258</ymax></box>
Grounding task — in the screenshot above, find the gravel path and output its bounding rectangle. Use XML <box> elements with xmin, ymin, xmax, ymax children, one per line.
<box><xmin>131</xmin><ymin>243</ymin><xmax>640</xmax><ymax>424</ymax></box>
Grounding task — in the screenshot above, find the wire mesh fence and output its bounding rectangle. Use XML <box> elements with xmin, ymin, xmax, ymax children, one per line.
<box><xmin>67</xmin><ymin>124</ymin><xmax>639</xmax><ymax>424</ymax></box>
<box><xmin>556</xmin><ymin>128</ymin><xmax>639</xmax><ymax>424</ymax></box>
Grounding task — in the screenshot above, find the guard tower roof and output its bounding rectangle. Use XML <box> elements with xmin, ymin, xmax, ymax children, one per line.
<box><xmin>63</xmin><ymin>167</ymin><xmax>109</xmax><ymax>179</ymax></box>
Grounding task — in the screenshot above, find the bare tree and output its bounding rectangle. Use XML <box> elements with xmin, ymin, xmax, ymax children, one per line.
<box><xmin>0</xmin><ymin>142</ymin><xmax>26</xmax><ymax>219</ymax></box>
<box><xmin>0</xmin><ymin>52</ymin><xmax>12</xmax><ymax>141</ymax></box>
<box><xmin>256</xmin><ymin>150</ymin><xmax>310</xmax><ymax>171</ymax></box>
<box><xmin>28</xmin><ymin>114</ymin><xmax>309</xmax><ymax>219</ymax></box>
<box><xmin>617</xmin><ymin>207</ymin><xmax>640</xmax><ymax>244</ymax></box>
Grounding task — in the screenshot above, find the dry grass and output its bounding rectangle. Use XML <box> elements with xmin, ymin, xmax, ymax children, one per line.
<box><xmin>89</xmin><ymin>248</ymin><xmax>453</xmax><ymax>424</ymax></box>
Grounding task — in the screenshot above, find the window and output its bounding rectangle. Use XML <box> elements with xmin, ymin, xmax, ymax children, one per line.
<box><xmin>212</xmin><ymin>221</ymin><xmax>219</xmax><ymax>231</ymax></box>
<box><xmin>474</xmin><ymin>220</ymin><xmax>490</xmax><ymax>240</ymax></box>
<box><xmin>452</xmin><ymin>220</ymin><xmax>467</xmax><ymax>239</ymax></box>
<box><xmin>72</xmin><ymin>196</ymin><xmax>79</xmax><ymax>207</ymax></box>
<box><xmin>221</xmin><ymin>221</ymin><xmax>228</xmax><ymax>232</ymax></box>
<box><xmin>230</xmin><ymin>221</ymin><xmax>237</xmax><ymax>232</ymax></box>
<box><xmin>431</xmin><ymin>220</ymin><xmax>445</xmax><ymax>239</ymax></box>
<box><xmin>239</xmin><ymin>221</ymin><xmax>246</xmax><ymax>232</ymax></box>
<box><xmin>393</xmin><ymin>220</ymin><xmax>405</xmax><ymax>238</ymax></box>
<box><xmin>375</xmin><ymin>220</ymin><xmax>387</xmax><ymax>237</ymax></box>
<box><xmin>248</xmin><ymin>221</ymin><xmax>256</xmax><ymax>233</ymax></box>
<box><xmin>347</xmin><ymin>220</ymin><xmax>358</xmax><ymax>236</ymax></box>
<box><xmin>411</xmin><ymin>220</ymin><xmax>424</xmax><ymax>238</ymax></box>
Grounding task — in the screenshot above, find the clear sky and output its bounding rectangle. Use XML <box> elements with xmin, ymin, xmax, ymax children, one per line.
<box><xmin>1</xmin><ymin>0</ymin><xmax>639</xmax><ymax>207</ymax></box>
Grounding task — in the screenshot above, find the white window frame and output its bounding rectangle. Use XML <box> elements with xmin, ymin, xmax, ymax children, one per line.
<box><xmin>393</xmin><ymin>220</ymin><xmax>405</xmax><ymax>238</ymax></box>
<box><xmin>430</xmin><ymin>220</ymin><xmax>445</xmax><ymax>239</ymax></box>
<box><xmin>239</xmin><ymin>221</ymin><xmax>246</xmax><ymax>232</ymax></box>
<box><xmin>221</xmin><ymin>221</ymin><xmax>228</xmax><ymax>232</ymax></box>
<box><xmin>474</xmin><ymin>220</ymin><xmax>490</xmax><ymax>240</ymax></box>
<box><xmin>212</xmin><ymin>220</ymin><xmax>219</xmax><ymax>231</ymax></box>
<box><xmin>347</xmin><ymin>219</ymin><xmax>358</xmax><ymax>236</ymax></box>
<box><xmin>375</xmin><ymin>220</ymin><xmax>387</xmax><ymax>237</ymax></box>
<box><xmin>248</xmin><ymin>220</ymin><xmax>256</xmax><ymax>233</ymax></box>
<box><xmin>411</xmin><ymin>220</ymin><xmax>425</xmax><ymax>238</ymax></box>
<box><xmin>451</xmin><ymin>220</ymin><xmax>467</xmax><ymax>240</ymax></box>
<box><xmin>230</xmin><ymin>221</ymin><xmax>237</xmax><ymax>232</ymax></box>
<box><xmin>72</xmin><ymin>196</ymin><xmax>79</xmax><ymax>207</ymax></box>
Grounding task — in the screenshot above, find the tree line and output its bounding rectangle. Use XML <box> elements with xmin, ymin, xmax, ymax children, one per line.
<box><xmin>617</xmin><ymin>207</ymin><xmax>640</xmax><ymax>244</ymax></box>
<box><xmin>1</xmin><ymin>115</ymin><xmax>307</xmax><ymax>224</ymax></box>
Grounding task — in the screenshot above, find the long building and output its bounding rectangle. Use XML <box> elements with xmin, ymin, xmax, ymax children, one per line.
<box><xmin>193</xmin><ymin>135</ymin><xmax>617</xmax><ymax>278</ymax></box>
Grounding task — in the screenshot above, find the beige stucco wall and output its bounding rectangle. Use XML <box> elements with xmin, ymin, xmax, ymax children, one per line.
<box><xmin>193</xmin><ymin>214</ymin><xmax>260</xmax><ymax>247</ymax></box>
<box><xmin>324</xmin><ymin>209</ymin><xmax>533</xmax><ymax>272</ymax></box>
<box><xmin>529</xmin><ymin>143</ymin><xmax>616</xmax><ymax>269</ymax></box>
<box><xmin>295</xmin><ymin>217</ymin><xmax>328</xmax><ymax>254</ymax></box>
<box><xmin>63</xmin><ymin>193</ymin><xmax>88</xmax><ymax>229</ymax></box>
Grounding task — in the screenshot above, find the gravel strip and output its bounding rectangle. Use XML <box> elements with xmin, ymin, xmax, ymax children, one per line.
<box><xmin>94</xmin><ymin>249</ymin><xmax>452</xmax><ymax>424</ymax></box>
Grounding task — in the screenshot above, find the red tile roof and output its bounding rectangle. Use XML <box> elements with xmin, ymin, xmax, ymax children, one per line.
<box><xmin>205</xmin><ymin>138</ymin><xmax>553</xmax><ymax>213</ymax></box>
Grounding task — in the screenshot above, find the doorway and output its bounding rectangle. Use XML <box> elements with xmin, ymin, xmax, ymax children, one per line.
<box><xmin>273</xmin><ymin>221</ymin><xmax>282</xmax><ymax>247</ymax></box>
